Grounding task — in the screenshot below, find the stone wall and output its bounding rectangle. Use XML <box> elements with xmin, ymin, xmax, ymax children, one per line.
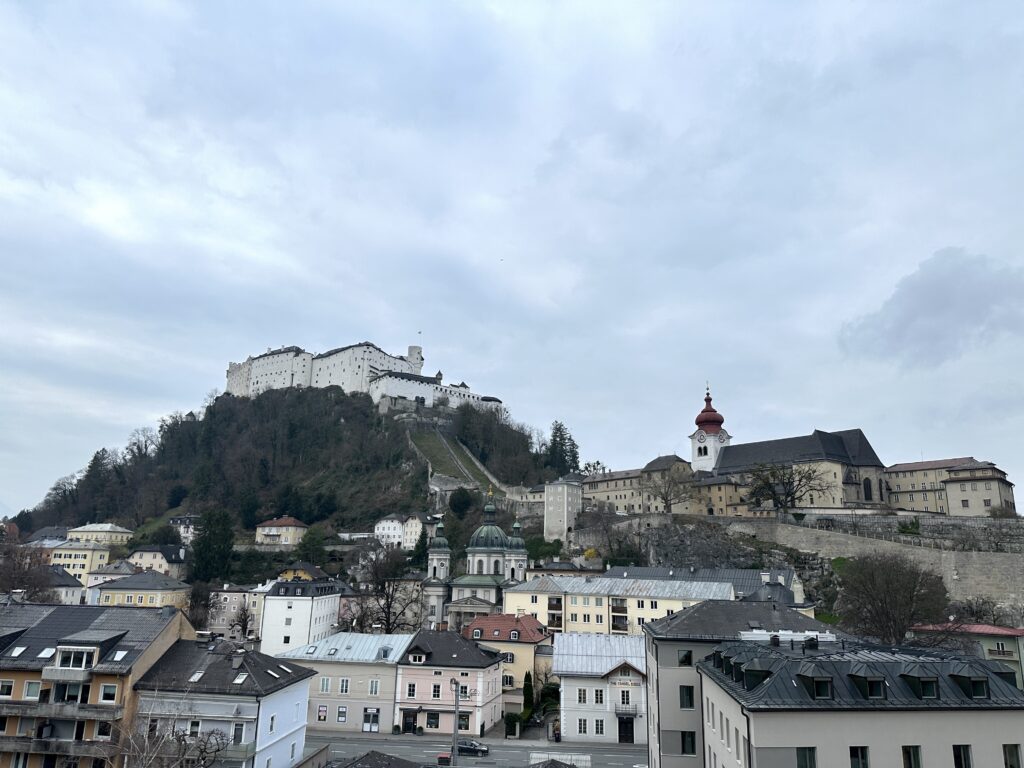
<box><xmin>729</xmin><ymin>520</ymin><xmax>1024</xmax><ymax>604</ymax></box>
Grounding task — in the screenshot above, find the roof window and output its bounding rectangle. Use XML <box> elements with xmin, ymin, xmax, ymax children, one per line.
<box><xmin>37</xmin><ymin>648</ymin><xmax>55</xmax><ymax>659</ymax></box>
<box><xmin>267</xmin><ymin>669</ymin><xmax>280</xmax><ymax>679</ymax></box>
<box><xmin>233</xmin><ymin>673</ymin><xmax>249</xmax><ymax>684</ymax></box>
<box><xmin>279</xmin><ymin>665</ymin><xmax>293</xmax><ymax>673</ymax></box>
<box><xmin>188</xmin><ymin>672</ymin><xmax>204</xmax><ymax>683</ymax></box>
<box><xmin>328</xmin><ymin>648</ymin><xmax>338</xmax><ymax>656</ymax></box>
<box><xmin>812</xmin><ymin>679</ymin><xmax>833</xmax><ymax>699</ymax></box>
<box><xmin>112</xmin><ymin>650</ymin><xmax>128</xmax><ymax>662</ymax></box>
<box><xmin>306</xmin><ymin>647</ymin><xmax>317</xmax><ymax>654</ymax></box>
<box><xmin>10</xmin><ymin>647</ymin><xmax>26</xmax><ymax>657</ymax></box>
<box><xmin>920</xmin><ymin>678</ymin><xmax>938</xmax><ymax>699</ymax></box>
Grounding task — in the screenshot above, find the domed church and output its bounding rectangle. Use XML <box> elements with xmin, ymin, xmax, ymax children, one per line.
<box><xmin>422</xmin><ymin>491</ymin><xmax>527</xmax><ymax>631</ymax></box>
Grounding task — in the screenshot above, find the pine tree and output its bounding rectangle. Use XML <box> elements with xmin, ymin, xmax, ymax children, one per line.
<box><xmin>190</xmin><ymin>509</ymin><xmax>234</xmax><ymax>582</ymax></box>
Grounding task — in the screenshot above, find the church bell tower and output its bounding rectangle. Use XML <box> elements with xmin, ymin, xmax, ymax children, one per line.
<box><xmin>690</xmin><ymin>387</ymin><xmax>731</xmax><ymax>472</ymax></box>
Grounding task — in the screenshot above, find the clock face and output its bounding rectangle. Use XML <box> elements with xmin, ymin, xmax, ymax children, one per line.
<box><xmin>718</xmin><ymin>432</ymin><xmax>727</xmax><ymax>443</ymax></box>
<box><xmin>697</xmin><ymin>431</ymin><xmax>707</xmax><ymax>443</ymax></box>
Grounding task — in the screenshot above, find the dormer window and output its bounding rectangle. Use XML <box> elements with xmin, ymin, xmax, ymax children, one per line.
<box><xmin>510</xmin><ymin>631</ymin><xmax>519</xmax><ymax>641</ymax></box>
<box><xmin>58</xmin><ymin>649</ymin><xmax>95</xmax><ymax>669</ymax></box>
<box><xmin>473</xmin><ymin>630</ymin><xmax>482</xmax><ymax>639</ymax></box>
<box><xmin>812</xmin><ymin>679</ymin><xmax>832</xmax><ymax>699</ymax></box>
<box><xmin>867</xmin><ymin>679</ymin><xmax>885</xmax><ymax>699</ymax></box>
<box><xmin>921</xmin><ymin>678</ymin><xmax>939</xmax><ymax>699</ymax></box>
<box><xmin>411</xmin><ymin>654</ymin><xmax>425</xmax><ymax>664</ymax></box>
<box><xmin>380</xmin><ymin>647</ymin><xmax>391</xmax><ymax>660</ymax></box>
<box><xmin>970</xmin><ymin>678</ymin><xmax>989</xmax><ymax>699</ymax></box>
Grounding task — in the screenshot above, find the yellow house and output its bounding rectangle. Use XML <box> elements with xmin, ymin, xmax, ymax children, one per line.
<box><xmin>95</xmin><ymin>570</ymin><xmax>190</xmax><ymax>609</ymax></box>
<box><xmin>277</xmin><ymin>560</ymin><xmax>329</xmax><ymax>581</ymax></box>
<box><xmin>255</xmin><ymin>516</ymin><xmax>308</xmax><ymax>545</ymax></box>
<box><xmin>462</xmin><ymin>614</ymin><xmax>554</xmax><ymax>711</ymax></box>
<box><xmin>503</xmin><ymin>575</ymin><xmax>733</xmax><ymax>635</ymax></box>
<box><xmin>49</xmin><ymin>540</ymin><xmax>111</xmax><ymax>585</ymax></box>
<box><xmin>68</xmin><ymin>522</ymin><xmax>134</xmax><ymax>545</ymax></box>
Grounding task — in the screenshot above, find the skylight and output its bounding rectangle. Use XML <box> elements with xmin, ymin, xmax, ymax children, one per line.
<box><xmin>10</xmin><ymin>647</ymin><xmax>26</xmax><ymax>657</ymax></box>
<box><xmin>305</xmin><ymin>647</ymin><xmax>316</xmax><ymax>654</ymax></box>
<box><xmin>328</xmin><ymin>648</ymin><xmax>338</xmax><ymax>656</ymax></box>
<box><xmin>112</xmin><ymin>651</ymin><xmax>128</xmax><ymax>662</ymax></box>
<box><xmin>266</xmin><ymin>669</ymin><xmax>280</xmax><ymax>679</ymax></box>
<box><xmin>233</xmin><ymin>673</ymin><xmax>249</xmax><ymax>684</ymax></box>
<box><xmin>188</xmin><ymin>672</ymin><xmax>205</xmax><ymax>682</ymax></box>
<box><xmin>278</xmin><ymin>664</ymin><xmax>292</xmax><ymax>673</ymax></box>
<box><xmin>37</xmin><ymin>648</ymin><xmax>55</xmax><ymax>659</ymax></box>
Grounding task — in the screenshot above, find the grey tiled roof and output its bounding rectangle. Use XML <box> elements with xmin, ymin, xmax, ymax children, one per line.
<box><xmin>700</xmin><ymin>640</ymin><xmax>1024</xmax><ymax>711</ymax></box>
<box><xmin>279</xmin><ymin>632</ymin><xmax>415</xmax><ymax>662</ymax></box>
<box><xmin>45</xmin><ymin>566</ymin><xmax>83</xmax><ymax>588</ymax></box>
<box><xmin>401</xmin><ymin>630</ymin><xmax>501</xmax><ymax>669</ymax></box>
<box><xmin>96</xmin><ymin>571</ymin><xmax>188</xmax><ymax>592</ymax></box>
<box><xmin>504</xmin><ymin>575</ymin><xmax>733</xmax><ymax>600</ymax></box>
<box><xmin>603</xmin><ymin>567</ymin><xmax>796</xmax><ymax>596</ymax></box>
<box><xmin>136</xmin><ymin>639</ymin><xmax>315</xmax><ymax>696</ymax></box>
<box><xmin>642</xmin><ymin>455</ymin><xmax>686</xmax><ymax>472</ymax></box>
<box><xmin>643</xmin><ymin>600</ymin><xmax>847</xmax><ymax>641</ymax></box>
<box><xmin>130</xmin><ymin>545</ymin><xmax>186</xmax><ymax>563</ymax></box>
<box><xmin>714</xmin><ymin>428</ymin><xmax>883</xmax><ymax>473</ymax></box>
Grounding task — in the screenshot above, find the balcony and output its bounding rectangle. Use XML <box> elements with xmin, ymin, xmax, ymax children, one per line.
<box><xmin>41</xmin><ymin>666</ymin><xmax>93</xmax><ymax>684</ymax></box>
<box><xmin>218</xmin><ymin>742</ymin><xmax>257</xmax><ymax>761</ymax></box>
<box><xmin>0</xmin><ymin>701</ymin><xmax>123</xmax><ymax>720</ymax></box>
<box><xmin>547</xmin><ymin>599</ymin><xmax>563</xmax><ymax>611</ymax></box>
<box><xmin>611</xmin><ymin>619</ymin><xmax>629</xmax><ymax>633</ymax></box>
<box><xmin>614</xmin><ymin>704</ymin><xmax>638</xmax><ymax>717</ymax></box>
<box><xmin>610</xmin><ymin>604</ymin><xmax>628</xmax><ymax>615</ymax></box>
<box><xmin>987</xmin><ymin>648</ymin><xmax>1017</xmax><ymax>659</ymax></box>
<box><xmin>0</xmin><ymin>736</ymin><xmax>119</xmax><ymax>757</ymax></box>
<box><xmin>547</xmin><ymin>615</ymin><xmax>563</xmax><ymax>629</ymax></box>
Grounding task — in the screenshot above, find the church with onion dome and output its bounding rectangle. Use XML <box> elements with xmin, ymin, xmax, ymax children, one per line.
<box><xmin>421</xmin><ymin>493</ymin><xmax>529</xmax><ymax>631</ymax></box>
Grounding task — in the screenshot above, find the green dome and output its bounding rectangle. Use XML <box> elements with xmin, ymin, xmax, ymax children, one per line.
<box><xmin>429</xmin><ymin>521</ymin><xmax>450</xmax><ymax>551</ymax></box>
<box><xmin>468</xmin><ymin>523</ymin><xmax>509</xmax><ymax>550</ymax></box>
<box><xmin>508</xmin><ymin>520</ymin><xmax>526</xmax><ymax>551</ymax></box>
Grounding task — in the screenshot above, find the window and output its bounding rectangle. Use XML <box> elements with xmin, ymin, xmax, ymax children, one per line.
<box><xmin>233</xmin><ymin>723</ymin><xmax>244</xmax><ymax>744</ymax></box>
<box><xmin>619</xmin><ymin>667</ymin><xmax>631</xmax><ymax>677</ymax></box>
<box><xmin>594</xmin><ymin>689</ymin><xmax>604</xmax><ymax>704</ymax></box>
<box><xmin>962</xmin><ymin>499</ymin><xmax>970</xmax><ymax>508</ymax></box>
<box><xmin>458</xmin><ymin>713</ymin><xmax>470</xmax><ymax>731</ymax></box>
<box><xmin>510</xmin><ymin>630</ymin><xmax>519</xmax><ymax>640</ymax></box>
<box><xmin>570</xmin><ymin>613</ymin><xmax>578</xmax><ymax>622</ymax></box>
<box><xmin>596</xmin><ymin>598</ymin><xmax>603</xmax><ymax>607</ymax></box>
<box><xmin>797</xmin><ymin>747</ymin><xmax>817</xmax><ymax>768</ymax></box>
<box><xmin>1003</xmin><ymin>744</ymin><xmax>1022</xmax><ymax>768</ymax></box>
<box><xmin>867</xmin><ymin>679</ymin><xmax>885</xmax><ymax>699</ymax></box>
<box><xmin>850</xmin><ymin>746</ymin><xmax>869</xmax><ymax>768</ymax></box>
<box><xmin>902</xmin><ymin>746</ymin><xmax>922</xmax><ymax>768</ymax></box>
<box><xmin>577</xmin><ymin>719</ymin><xmax>587</xmax><ymax>735</ymax></box>
<box><xmin>985</xmin><ymin>499</ymin><xmax>993</xmax><ymax>508</ymax></box>
<box><xmin>578</xmin><ymin>689</ymin><xmax>587</xmax><ymax>704</ymax></box>
<box><xmin>530</xmin><ymin>595</ymin><xmax>538</xmax><ymax>604</ymax></box>
<box><xmin>637</xmin><ymin>617</ymin><xmax>645</xmax><ymax>626</ymax></box>
<box><xmin>101</xmin><ymin>684</ymin><xmax>117</xmax><ymax>702</ymax></box>
<box><xmin>411</xmin><ymin>654</ymin><xmax>425</xmax><ymax>664</ymax></box>
<box><xmin>284</xmin><ymin>618</ymin><xmax>292</xmax><ymax>626</ymax></box>
<box><xmin>473</xmin><ymin>629</ymin><xmax>481</xmax><ymax>639</ymax></box>
<box><xmin>188</xmin><ymin>720</ymin><xmax>200</xmax><ymax>738</ymax></box>
<box><xmin>0</xmin><ymin>681</ymin><xmax>12</xmax><ymax>697</ymax></box>
<box><xmin>953</xmin><ymin>745</ymin><xmax>973</xmax><ymax>768</ymax></box>
<box><xmin>369</xmin><ymin>680</ymin><xmax>380</xmax><ymax>696</ymax></box>
<box><xmin>651</xmin><ymin>600</ymin><xmax>658</xmax><ymax>609</ymax></box>
<box><xmin>338</xmin><ymin>678</ymin><xmax>350</xmax><ymax>694</ymax></box>
<box><xmin>620</xmin><ymin>690</ymin><xmax>630</xmax><ymax>705</ymax></box>
<box><xmin>283</xmin><ymin>636</ymin><xmax>290</xmax><ymax>645</ymax></box>
<box><xmin>432</xmin><ymin>684</ymin><xmax>441</xmax><ymax>699</ymax></box>
<box><xmin>582</xmin><ymin>614</ymin><xmax>590</xmax><ymax>623</ymax></box>
<box><xmin>678</xmin><ymin>650</ymin><xmax>693</xmax><ymax>666</ymax></box>
<box><xmin>407</xmin><ymin>683</ymin><xmax>416</xmax><ymax>699</ymax></box>
<box><xmin>679</xmin><ymin>685</ymin><xmax>694</xmax><ymax>709</ymax></box>
<box><xmin>970</xmin><ymin>679</ymin><xmax>989</xmax><ymax>698</ymax></box>
<box><xmin>637</xmin><ymin>600</ymin><xmax>645</xmax><ymax>609</ymax></box>
<box><xmin>503</xmin><ymin>675</ymin><xmax>514</xmax><ymax>687</ymax></box>
<box><xmin>460</xmin><ymin>684</ymin><xmax>468</xmax><ymax>698</ymax></box>
<box><xmin>595</xmin><ymin>719</ymin><xmax>604</xmax><ymax>736</ymax></box>
<box><xmin>23</xmin><ymin>681</ymin><xmax>41</xmax><ymax>700</ymax></box>
<box><xmin>337</xmin><ymin>706</ymin><xmax>347</xmax><ymax>723</ymax></box>
<box><xmin>268</xmin><ymin>715</ymin><xmax>276</xmax><ymax>733</ymax></box>
<box><xmin>681</xmin><ymin>731</ymin><xmax>697</xmax><ymax>756</ymax></box>
<box><xmin>427</xmin><ymin>712</ymin><xmax>440</xmax><ymax>729</ymax></box>
<box><xmin>813</xmin><ymin>678</ymin><xmax>832</xmax><ymax>699</ymax></box>
<box><xmin>290</xmin><ymin>743</ymin><xmax>296</xmax><ymax>761</ymax></box>
<box><xmin>596</xmin><ymin>615</ymin><xmax>604</xmax><ymax>624</ymax></box>
<box><xmin>317</xmin><ymin>705</ymin><xmax>327</xmax><ymax>722</ymax></box>
<box><xmin>96</xmin><ymin>721</ymin><xmax>112</xmax><ymax>740</ymax></box>
<box><xmin>319</xmin><ymin>677</ymin><xmax>330</xmax><ymax>694</ymax></box>
<box><xmin>960</xmin><ymin>483</ymin><xmax>967</xmax><ymax>491</ymax></box>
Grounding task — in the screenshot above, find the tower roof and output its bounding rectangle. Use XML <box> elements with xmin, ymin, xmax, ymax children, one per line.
<box><xmin>695</xmin><ymin>387</ymin><xmax>725</xmax><ymax>434</ymax></box>
<box><xmin>429</xmin><ymin>521</ymin><xmax>450</xmax><ymax>551</ymax></box>
<box><xmin>468</xmin><ymin>499</ymin><xmax>509</xmax><ymax>550</ymax></box>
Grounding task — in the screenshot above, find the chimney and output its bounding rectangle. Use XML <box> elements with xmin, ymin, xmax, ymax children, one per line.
<box><xmin>760</xmin><ymin>572</ymin><xmax>771</xmax><ymax>584</ymax></box>
<box><xmin>232</xmin><ymin>650</ymin><xmax>245</xmax><ymax>669</ymax></box>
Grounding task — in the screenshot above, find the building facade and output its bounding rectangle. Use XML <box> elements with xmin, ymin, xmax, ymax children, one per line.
<box><xmin>126</xmin><ymin>546</ymin><xmax>187</xmax><ymax>580</ymax></box>
<box><xmin>887</xmin><ymin>458</ymin><xmax>1016</xmax><ymax>516</ymax></box>
<box><xmin>67</xmin><ymin>524</ymin><xmax>133</xmax><ymax>546</ymax></box>
<box><xmin>543</xmin><ymin>480</ymin><xmax>582</xmax><ymax>544</ymax></box>
<box><xmin>168</xmin><ymin>515</ymin><xmax>200</xmax><ymax>546</ymax></box>
<box><xmin>280</xmin><ymin>633</ymin><xmax>415</xmax><ymax>735</ymax></box>
<box><xmin>553</xmin><ymin>634</ymin><xmax>648</xmax><ymax>745</ymax></box>
<box><xmin>93</xmin><ymin>571</ymin><xmax>190</xmax><ymax>610</ymax></box>
<box><xmin>259</xmin><ymin>581</ymin><xmax>344</xmax><ymax>656</ymax></box>
<box><xmin>462</xmin><ymin>614</ymin><xmax>553</xmax><ymax>712</ymax></box>
<box><xmin>256</xmin><ymin>517</ymin><xmax>309</xmax><ymax>547</ymax></box>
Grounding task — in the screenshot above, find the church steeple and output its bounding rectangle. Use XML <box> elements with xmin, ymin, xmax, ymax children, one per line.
<box><xmin>690</xmin><ymin>386</ymin><xmax>731</xmax><ymax>472</ymax></box>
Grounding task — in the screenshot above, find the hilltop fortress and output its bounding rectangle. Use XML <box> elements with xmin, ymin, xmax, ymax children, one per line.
<box><xmin>225</xmin><ymin>342</ymin><xmax>501</xmax><ymax>410</ymax></box>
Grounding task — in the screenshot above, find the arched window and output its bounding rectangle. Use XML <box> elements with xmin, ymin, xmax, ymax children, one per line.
<box><xmin>493</xmin><ymin>560</ymin><xmax>501</xmax><ymax>574</ymax></box>
<box><xmin>476</xmin><ymin>560</ymin><xmax>484</xmax><ymax>575</ymax></box>
<box><xmin>878</xmin><ymin>478</ymin><xmax>885</xmax><ymax>501</ymax></box>
<box><xmin>863</xmin><ymin>478</ymin><xmax>873</xmax><ymax>502</ymax></box>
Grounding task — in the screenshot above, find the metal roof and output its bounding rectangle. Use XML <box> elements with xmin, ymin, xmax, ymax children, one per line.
<box><xmin>552</xmin><ymin>633</ymin><xmax>646</xmax><ymax>678</ymax></box>
<box><xmin>69</xmin><ymin>523</ymin><xmax>133</xmax><ymax>533</ymax></box>
<box><xmin>279</xmin><ymin>632</ymin><xmax>415</xmax><ymax>663</ymax></box>
<box><xmin>505</xmin><ymin>575</ymin><xmax>733</xmax><ymax>600</ymax></box>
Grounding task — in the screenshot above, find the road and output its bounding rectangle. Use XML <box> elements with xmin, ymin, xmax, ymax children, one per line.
<box><xmin>305</xmin><ymin>731</ymin><xmax>648</xmax><ymax>767</ymax></box>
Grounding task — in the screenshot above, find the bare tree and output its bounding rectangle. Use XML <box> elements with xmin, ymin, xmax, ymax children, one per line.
<box><xmin>836</xmin><ymin>552</ymin><xmax>949</xmax><ymax>644</ymax></box>
<box><xmin>126</xmin><ymin>427</ymin><xmax>160</xmax><ymax>463</ymax></box>
<box><xmin>747</xmin><ymin>463</ymin><xmax>834</xmax><ymax>514</ymax></box>
<box><xmin>0</xmin><ymin>545</ymin><xmax>59</xmax><ymax>602</ymax></box>
<box><xmin>346</xmin><ymin>547</ymin><xmax>424</xmax><ymax>633</ymax></box>
<box><xmin>640</xmin><ymin>461</ymin><xmax>696</xmax><ymax>514</ymax></box>
<box><xmin>231</xmin><ymin>602</ymin><xmax>254</xmax><ymax>639</ymax></box>
<box><xmin>121</xmin><ymin>718</ymin><xmax>230</xmax><ymax>768</ymax></box>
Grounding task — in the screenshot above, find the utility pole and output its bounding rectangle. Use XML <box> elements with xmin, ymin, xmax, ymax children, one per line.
<box><xmin>450</xmin><ymin>677</ymin><xmax>459</xmax><ymax>767</ymax></box>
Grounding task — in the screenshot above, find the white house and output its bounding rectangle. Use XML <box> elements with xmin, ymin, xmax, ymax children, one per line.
<box><xmin>135</xmin><ymin>639</ymin><xmax>316</xmax><ymax>768</ymax></box>
<box><xmin>169</xmin><ymin>514</ymin><xmax>201</xmax><ymax>546</ymax></box>
<box><xmin>259</xmin><ymin>580</ymin><xmax>344</xmax><ymax>656</ymax></box>
<box><xmin>553</xmin><ymin>633</ymin><xmax>648</xmax><ymax>746</ymax></box>
<box><xmin>44</xmin><ymin>565</ymin><xmax>84</xmax><ymax>604</ymax></box>
<box><xmin>544</xmin><ymin>479</ymin><xmax>583</xmax><ymax>544</ymax></box>
<box><xmin>373</xmin><ymin>514</ymin><xmax>425</xmax><ymax>550</ymax></box>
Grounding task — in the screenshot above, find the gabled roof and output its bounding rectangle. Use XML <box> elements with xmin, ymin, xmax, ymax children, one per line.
<box><xmin>913</xmin><ymin>623</ymin><xmax>1024</xmax><ymax>638</ymax></box>
<box><xmin>462</xmin><ymin>614</ymin><xmax>549</xmax><ymax>644</ymax></box>
<box><xmin>280</xmin><ymin>632</ymin><xmax>415</xmax><ymax>662</ymax></box>
<box><xmin>642</xmin><ymin>455</ymin><xmax>686</xmax><ymax>472</ymax></box>
<box><xmin>505</xmin><ymin>575</ymin><xmax>733</xmax><ymax>601</ymax></box>
<box><xmin>69</xmin><ymin>523</ymin><xmax>133</xmax><ymax>534</ymax></box>
<box><xmin>53</xmin><ymin>540</ymin><xmax>109</xmax><ymax>551</ymax></box>
<box><xmin>714</xmin><ymin>428</ymin><xmax>883</xmax><ymax>474</ymax></box>
<box><xmin>887</xmin><ymin>457</ymin><xmax>976</xmax><ymax>473</ymax></box>
<box><xmin>401</xmin><ymin>630</ymin><xmax>501</xmax><ymax>669</ymax></box>
<box><xmin>0</xmin><ymin>604</ymin><xmax>179</xmax><ymax>673</ymax></box>
<box><xmin>341</xmin><ymin>752</ymin><xmax>423</xmax><ymax>768</ymax></box>
<box><xmin>552</xmin><ymin>633</ymin><xmax>646</xmax><ymax>678</ymax></box>
<box><xmin>27</xmin><ymin>526</ymin><xmax>68</xmax><ymax>542</ymax></box>
<box><xmin>644</xmin><ymin>600</ymin><xmax>847</xmax><ymax>641</ymax></box>
<box><xmin>313</xmin><ymin>341</ymin><xmax>388</xmax><ymax>360</ymax></box>
<box><xmin>281</xmin><ymin>561</ymin><xmax>329</xmax><ymax>579</ymax></box>
<box><xmin>603</xmin><ymin>567</ymin><xmax>797</xmax><ymax>597</ymax></box>
<box><xmin>130</xmin><ymin>545</ymin><xmax>186</xmax><ymax>563</ymax></box>
<box><xmin>88</xmin><ymin>560</ymin><xmax>139</xmax><ymax>576</ymax></box>
<box><xmin>136</xmin><ymin>639</ymin><xmax>315</xmax><ymax>696</ymax></box>
<box><xmin>96</xmin><ymin>571</ymin><xmax>189</xmax><ymax>592</ymax></box>
<box><xmin>257</xmin><ymin>516</ymin><xmax>309</xmax><ymax>528</ymax></box>
<box><xmin>45</xmin><ymin>566</ymin><xmax>83</xmax><ymax>589</ymax></box>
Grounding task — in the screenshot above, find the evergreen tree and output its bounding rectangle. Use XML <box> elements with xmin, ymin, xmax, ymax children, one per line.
<box><xmin>523</xmin><ymin>671</ymin><xmax>535</xmax><ymax>707</ymax></box>
<box><xmin>293</xmin><ymin>526</ymin><xmax>328</xmax><ymax>566</ymax></box>
<box><xmin>191</xmin><ymin>509</ymin><xmax>234</xmax><ymax>582</ymax></box>
<box><xmin>409</xmin><ymin>529</ymin><xmax>428</xmax><ymax>569</ymax></box>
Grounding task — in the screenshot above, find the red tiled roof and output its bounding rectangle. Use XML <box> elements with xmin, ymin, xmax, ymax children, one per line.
<box><xmin>887</xmin><ymin>458</ymin><xmax>975</xmax><ymax>472</ymax></box>
<box><xmin>462</xmin><ymin>614</ymin><xmax>549</xmax><ymax>643</ymax></box>
<box><xmin>256</xmin><ymin>516</ymin><xmax>309</xmax><ymax>528</ymax></box>
<box><xmin>913</xmin><ymin>622</ymin><xmax>1024</xmax><ymax>637</ymax></box>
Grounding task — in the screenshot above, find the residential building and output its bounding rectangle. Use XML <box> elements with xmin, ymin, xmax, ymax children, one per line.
<box><xmin>604</xmin><ymin>567</ymin><xmax>806</xmax><ymax>606</ymax></box>
<box><xmin>544</xmin><ymin>479</ymin><xmax>583</xmax><ymax>544</ymax></box>
<box><xmin>582</xmin><ymin>457</ymin><xmax>694</xmax><ymax>517</ymax></box>
<box><xmin>47</xmin><ymin>541</ymin><xmax>110</xmax><ymax>585</ymax></box>
<box><xmin>279</xmin><ymin>632</ymin><xmax>415</xmax><ymax>734</ymax></box>
<box><xmin>910</xmin><ymin>623</ymin><xmax>1024</xmax><ymax>688</ymax></box>
<box><xmin>93</xmin><ymin>571</ymin><xmax>190</xmax><ymax>610</ymax></box>
<box><xmin>207</xmin><ymin>583</ymin><xmax>261</xmax><ymax>640</ymax></box>
<box><xmin>502</xmin><ymin>576</ymin><xmax>733</xmax><ymax>635</ymax></box>
<box><xmin>256</xmin><ymin>517</ymin><xmax>309</xmax><ymax>547</ymax></box>
<box><xmin>84</xmin><ymin>561</ymin><xmax>139</xmax><ymax>603</ymax></box>
<box><xmin>394</xmin><ymin>630</ymin><xmax>502</xmax><ymax>737</ymax></box>
<box><xmin>887</xmin><ymin>458</ymin><xmax>1016</xmax><ymax>516</ymax></box>
<box><xmin>25</xmin><ymin>527</ymin><xmax>68</xmax><ymax>543</ymax></box>
<box><xmin>168</xmin><ymin>514</ymin><xmax>201</xmax><ymax>546</ymax></box>
<box><xmin>43</xmin><ymin>567</ymin><xmax>83</xmax><ymax>605</ymax></box>
<box><xmin>259</xmin><ymin>581</ymin><xmax>344</xmax><ymax>656</ymax></box>
<box><xmin>0</xmin><ymin>603</ymin><xmax>192</xmax><ymax>768</ymax></box>
<box><xmin>135</xmin><ymin>638</ymin><xmax>316</xmax><ymax>768</ymax></box>
<box><xmin>552</xmin><ymin>633</ymin><xmax>648</xmax><ymax>745</ymax></box>
<box><xmin>67</xmin><ymin>523</ymin><xmax>133</xmax><ymax>546</ymax></box>
<box><xmin>699</xmin><ymin>638</ymin><xmax>1024</xmax><ymax>768</ymax></box>
<box><xmin>643</xmin><ymin>600</ymin><xmax>845</xmax><ymax>768</ymax></box>
<box><xmin>372</xmin><ymin>514</ymin><xmax>428</xmax><ymax>551</ymax></box>
<box><xmin>278</xmin><ymin>562</ymin><xmax>329</xmax><ymax>582</ymax></box>
<box><xmin>126</xmin><ymin>545</ymin><xmax>187</xmax><ymax>580</ymax></box>
<box><xmin>462</xmin><ymin>614</ymin><xmax>553</xmax><ymax>713</ymax></box>
<box><xmin>525</xmin><ymin>560</ymin><xmax>604</xmax><ymax>580</ymax></box>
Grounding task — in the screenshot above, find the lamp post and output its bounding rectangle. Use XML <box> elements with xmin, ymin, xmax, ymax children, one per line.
<box><xmin>449</xmin><ymin>677</ymin><xmax>459</xmax><ymax>766</ymax></box>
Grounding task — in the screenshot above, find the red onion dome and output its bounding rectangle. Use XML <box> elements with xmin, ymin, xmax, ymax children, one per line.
<box><xmin>695</xmin><ymin>388</ymin><xmax>724</xmax><ymax>434</ymax></box>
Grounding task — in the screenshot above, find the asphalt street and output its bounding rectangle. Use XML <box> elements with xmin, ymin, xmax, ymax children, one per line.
<box><xmin>305</xmin><ymin>731</ymin><xmax>649</xmax><ymax>768</ymax></box>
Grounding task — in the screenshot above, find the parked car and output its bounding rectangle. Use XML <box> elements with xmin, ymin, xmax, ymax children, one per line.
<box><xmin>456</xmin><ymin>739</ymin><xmax>489</xmax><ymax>756</ymax></box>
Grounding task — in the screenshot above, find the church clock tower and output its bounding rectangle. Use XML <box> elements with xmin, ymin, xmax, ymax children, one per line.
<box><xmin>690</xmin><ymin>387</ymin><xmax>731</xmax><ymax>472</ymax></box>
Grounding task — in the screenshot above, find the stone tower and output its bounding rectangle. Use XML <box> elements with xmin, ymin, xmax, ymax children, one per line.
<box><xmin>690</xmin><ymin>387</ymin><xmax>731</xmax><ymax>472</ymax></box>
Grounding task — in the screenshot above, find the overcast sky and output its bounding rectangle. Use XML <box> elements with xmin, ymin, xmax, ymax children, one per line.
<box><xmin>2</xmin><ymin>2</ymin><xmax>1023</xmax><ymax>515</ymax></box>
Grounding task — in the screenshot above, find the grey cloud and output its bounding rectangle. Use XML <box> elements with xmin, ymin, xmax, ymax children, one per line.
<box><xmin>839</xmin><ymin>249</ymin><xmax>1024</xmax><ymax>367</ymax></box>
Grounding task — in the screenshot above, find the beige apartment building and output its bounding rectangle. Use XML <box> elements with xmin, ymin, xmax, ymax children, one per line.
<box><xmin>699</xmin><ymin>638</ymin><xmax>1024</xmax><ymax>768</ymax></box>
<box><xmin>887</xmin><ymin>457</ymin><xmax>1016</xmax><ymax>516</ymax></box>
<box><xmin>255</xmin><ymin>516</ymin><xmax>309</xmax><ymax>546</ymax></box>
<box><xmin>67</xmin><ymin>523</ymin><xmax>134</xmax><ymax>546</ymax></box>
<box><xmin>48</xmin><ymin>541</ymin><xmax>110</xmax><ymax>585</ymax></box>
<box><xmin>583</xmin><ymin>456</ymin><xmax>698</xmax><ymax>516</ymax></box>
<box><xmin>502</xmin><ymin>576</ymin><xmax>733</xmax><ymax>635</ymax></box>
<box><xmin>94</xmin><ymin>571</ymin><xmax>190</xmax><ymax>609</ymax></box>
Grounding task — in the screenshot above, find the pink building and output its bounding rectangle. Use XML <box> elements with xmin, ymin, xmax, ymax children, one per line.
<box><xmin>395</xmin><ymin>630</ymin><xmax>503</xmax><ymax>737</ymax></box>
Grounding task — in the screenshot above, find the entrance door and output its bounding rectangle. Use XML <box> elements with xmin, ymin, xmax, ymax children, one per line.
<box><xmin>402</xmin><ymin>711</ymin><xmax>417</xmax><ymax>733</ymax></box>
<box><xmin>617</xmin><ymin>717</ymin><xmax>634</xmax><ymax>744</ymax></box>
<box><xmin>363</xmin><ymin>708</ymin><xmax>380</xmax><ymax>733</ymax></box>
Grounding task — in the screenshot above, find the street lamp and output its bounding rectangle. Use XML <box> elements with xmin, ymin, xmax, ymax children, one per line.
<box><xmin>449</xmin><ymin>677</ymin><xmax>459</xmax><ymax>766</ymax></box>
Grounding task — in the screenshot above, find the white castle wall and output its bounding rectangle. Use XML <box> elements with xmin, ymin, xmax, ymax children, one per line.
<box><xmin>311</xmin><ymin>344</ymin><xmax>423</xmax><ymax>393</ymax></box>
